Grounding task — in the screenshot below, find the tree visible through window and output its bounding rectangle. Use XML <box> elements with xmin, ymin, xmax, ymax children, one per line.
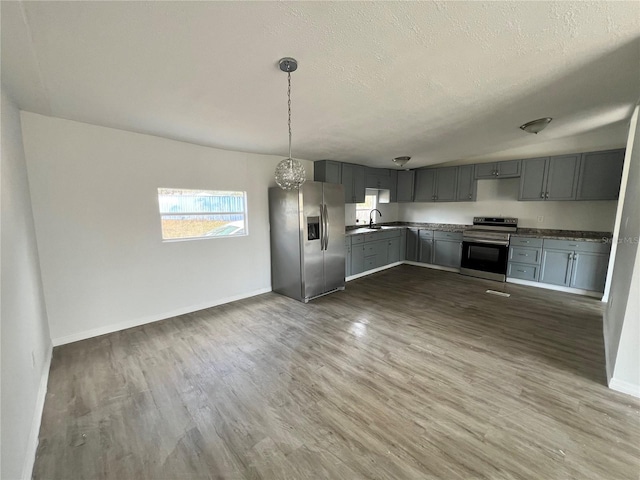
<box><xmin>355</xmin><ymin>192</ymin><xmax>378</xmax><ymax>225</ymax></box>
<box><xmin>158</xmin><ymin>188</ymin><xmax>248</xmax><ymax>240</ymax></box>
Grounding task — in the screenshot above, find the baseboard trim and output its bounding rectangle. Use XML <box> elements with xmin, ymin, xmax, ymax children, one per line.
<box><xmin>22</xmin><ymin>342</ymin><xmax>53</xmax><ymax>480</ymax></box>
<box><xmin>609</xmin><ymin>377</ymin><xmax>640</xmax><ymax>398</ymax></box>
<box><xmin>506</xmin><ymin>278</ymin><xmax>603</xmax><ymax>298</ymax></box>
<box><xmin>346</xmin><ymin>262</ymin><xmax>403</xmax><ymax>281</ymax></box>
<box><xmin>52</xmin><ymin>288</ymin><xmax>272</xmax><ymax>346</ymax></box>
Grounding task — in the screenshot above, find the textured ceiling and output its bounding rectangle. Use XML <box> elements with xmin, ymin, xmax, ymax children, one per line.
<box><xmin>2</xmin><ymin>1</ymin><xmax>640</xmax><ymax>168</ymax></box>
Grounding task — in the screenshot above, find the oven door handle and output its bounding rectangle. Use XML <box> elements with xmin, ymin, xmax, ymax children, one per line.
<box><xmin>463</xmin><ymin>238</ymin><xmax>509</xmax><ymax>246</ymax></box>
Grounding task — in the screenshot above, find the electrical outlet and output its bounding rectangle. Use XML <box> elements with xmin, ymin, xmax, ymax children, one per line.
<box><xmin>537</xmin><ymin>216</ymin><xmax>544</xmax><ymax>223</ymax></box>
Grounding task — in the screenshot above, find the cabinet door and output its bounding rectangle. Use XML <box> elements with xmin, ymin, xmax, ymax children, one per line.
<box><xmin>571</xmin><ymin>252</ymin><xmax>609</xmax><ymax>292</ymax></box>
<box><xmin>351</xmin><ymin>243</ymin><xmax>365</xmax><ymax>275</ymax></box>
<box><xmin>352</xmin><ymin>165</ymin><xmax>366</xmax><ymax>203</ymax></box>
<box><xmin>345</xmin><ymin>240</ymin><xmax>352</xmax><ymax>277</ymax></box>
<box><xmin>456</xmin><ymin>165</ymin><xmax>476</xmax><ymax>201</ymax></box>
<box><xmin>434</xmin><ymin>239</ymin><xmax>462</xmax><ymax>268</ymax></box>
<box><xmin>497</xmin><ymin>160</ymin><xmax>521</xmax><ymax>178</ymax></box>
<box><xmin>388</xmin><ymin>170</ymin><xmax>398</xmax><ymax>203</ymax></box>
<box><xmin>540</xmin><ymin>249</ymin><xmax>573</xmax><ymax>286</ymax></box>
<box><xmin>546</xmin><ymin>154</ymin><xmax>579</xmax><ymax>200</ymax></box>
<box><xmin>399</xmin><ymin>229</ymin><xmax>407</xmax><ymax>260</ymax></box>
<box><xmin>576</xmin><ymin>150</ymin><xmax>625</xmax><ymax>200</ymax></box>
<box><xmin>418</xmin><ymin>236</ymin><xmax>433</xmax><ymax>264</ymax></box>
<box><xmin>475</xmin><ymin>163</ymin><xmax>497</xmax><ymax>179</ymax></box>
<box><xmin>414</xmin><ymin>169</ymin><xmax>437</xmax><ymax>202</ymax></box>
<box><xmin>519</xmin><ymin>157</ymin><xmax>548</xmax><ymax>201</ymax></box>
<box><xmin>397</xmin><ymin>170</ymin><xmax>415</xmax><ymax>202</ymax></box>
<box><xmin>387</xmin><ymin>237</ymin><xmax>401</xmax><ymax>264</ymax></box>
<box><xmin>341</xmin><ymin>163</ymin><xmax>355</xmax><ymax>203</ymax></box>
<box><xmin>405</xmin><ymin>228</ymin><xmax>419</xmax><ymax>261</ymax></box>
<box><xmin>365</xmin><ymin>168</ymin><xmax>383</xmax><ymax>189</ymax></box>
<box><xmin>314</xmin><ymin>160</ymin><xmax>342</xmax><ymax>184</ymax></box>
<box><xmin>435</xmin><ymin>167</ymin><xmax>458</xmax><ymax>202</ymax></box>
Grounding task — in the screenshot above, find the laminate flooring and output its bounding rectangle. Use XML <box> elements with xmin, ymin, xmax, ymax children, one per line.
<box><xmin>34</xmin><ymin>266</ymin><xmax>640</xmax><ymax>479</ymax></box>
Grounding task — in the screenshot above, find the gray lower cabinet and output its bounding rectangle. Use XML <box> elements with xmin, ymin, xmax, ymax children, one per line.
<box><xmin>433</xmin><ymin>231</ymin><xmax>463</xmax><ymax>268</ymax></box>
<box><xmin>342</xmin><ymin>163</ymin><xmax>366</xmax><ymax>204</ymax></box>
<box><xmin>418</xmin><ymin>230</ymin><xmax>434</xmax><ymax>263</ymax></box>
<box><xmin>456</xmin><ymin>165</ymin><xmax>476</xmax><ymax>201</ymax></box>
<box><xmin>345</xmin><ymin>237</ymin><xmax>352</xmax><ymax>277</ymax></box>
<box><xmin>405</xmin><ymin>228</ymin><xmax>419</xmax><ymax>261</ymax></box>
<box><xmin>539</xmin><ymin>239</ymin><xmax>610</xmax><ymax>291</ymax></box>
<box><xmin>387</xmin><ymin>237</ymin><xmax>401</xmax><ymax>263</ymax></box>
<box><xmin>397</xmin><ymin>170</ymin><xmax>415</xmax><ymax>202</ymax></box>
<box><xmin>519</xmin><ymin>154</ymin><xmax>582</xmax><ymax>201</ymax></box>
<box><xmin>350</xmin><ymin>236</ymin><xmax>365</xmax><ymax>275</ymax></box>
<box><xmin>576</xmin><ymin>149</ymin><xmax>625</xmax><ymax>200</ymax></box>
<box><xmin>399</xmin><ymin>228</ymin><xmax>407</xmax><ymax>260</ymax></box>
<box><xmin>507</xmin><ymin>237</ymin><xmax>543</xmax><ymax>282</ymax></box>
<box><xmin>314</xmin><ymin>160</ymin><xmax>342</xmax><ymax>184</ymax></box>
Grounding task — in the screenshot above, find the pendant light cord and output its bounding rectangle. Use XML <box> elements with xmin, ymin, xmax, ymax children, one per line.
<box><xmin>287</xmin><ymin>71</ymin><xmax>292</xmax><ymax>163</ymax></box>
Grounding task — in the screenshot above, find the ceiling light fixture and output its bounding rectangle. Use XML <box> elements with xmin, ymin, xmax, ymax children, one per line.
<box><xmin>392</xmin><ymin>156</ymin><xmax>411</xmax><ymax>168</ymax></box>
<box><xmin>274</xmin><ymin>57</ymin><xmax>306</xmax><ymax>190</ymax></box>
<box><xmin>519</xmin><ymin>117</ymin><xmax>552</xmax><ymax>134</ymax></box>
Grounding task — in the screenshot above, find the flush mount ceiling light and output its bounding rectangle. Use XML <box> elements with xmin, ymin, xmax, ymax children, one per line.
<box><xmin>392</xmin><ymin>156</ymin><xmax>411</xmax><ymax>168</ymax></box>
<box><xmin>274</xmin><ymin>57</ymin><xmax>306</xmax><ymax>191</ymax></box>
<box><xmin>519</xmin><ymin>117</ymin><xmax>553</xmax><ymax>134</ymax></box>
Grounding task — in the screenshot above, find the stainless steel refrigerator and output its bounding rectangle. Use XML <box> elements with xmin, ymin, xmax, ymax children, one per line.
<box><xmin>268</xmin><ymin>182</ymin><xmax>345</xmax><ymax>303</ymax></box>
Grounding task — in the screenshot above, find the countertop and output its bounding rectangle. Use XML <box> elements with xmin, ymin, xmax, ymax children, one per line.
<box><xmin>345</xmin><ymin>223</ymin><xmax>612</xmax><ymax>243</ymax></box>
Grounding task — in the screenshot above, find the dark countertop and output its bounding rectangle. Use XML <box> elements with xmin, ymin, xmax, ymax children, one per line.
<box><xmin>346</xmin><ymin>223</ymin><xmax>612</xmax><ymax>243</ymax></box>
<box><xmin>514</xmin><ymin>228</ymin><xmax>612</xmax><ymax>243</ymax></box>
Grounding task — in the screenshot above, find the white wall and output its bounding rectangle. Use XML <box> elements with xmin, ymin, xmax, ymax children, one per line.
<box><xmin>605</xmin><ymin>104</ymin><xmax>640</xmax><ymax>397</ymax></box>
<box><xmin>399</xmin><ymin>178</ymin><xmax>617</xmax><ymax>231</ymax></box>
<box><xmin>1</xmin><ymin>91</ymin><xmax>52</xmax><ymax>479</ymax></box>
<box><xmin>20</xmin><ymin>113</ymin><xmax>313</xmax><ymax>345</ymax></box>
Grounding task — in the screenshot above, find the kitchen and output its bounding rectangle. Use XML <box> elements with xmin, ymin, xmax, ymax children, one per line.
<box><xmin>3</xmin><ymin>2</ymin><xmax>639</xmax><ymax>479</ymax></box>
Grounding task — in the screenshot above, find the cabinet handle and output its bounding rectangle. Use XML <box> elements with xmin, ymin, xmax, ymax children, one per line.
<box><xmin>517</xmin><ymin>269</ymin><xmax>527</xmax><ymax>273</ymax></box>
<box><xmin>496</xmin><ymin>171</ymin><xmax>500</xmax><ymax>177</ymax></box>
<box><xmin>540</xmin><ymin>192</ymin><xmax>545</xmax><ymax>198</ymax></box>
<box><xmin>545</xmin><ymin>192</ymin><xmax>549</xmax><ymax>198</ymax></box>
<box><xmin>468</xmin><ymin>193</ymin><xmax>472</xmax><ymax>199</ymax></box>
<box><xmin>518</xmin><ymin>253</ymin><xmax>528</xmax><ymax>256</ymax></box>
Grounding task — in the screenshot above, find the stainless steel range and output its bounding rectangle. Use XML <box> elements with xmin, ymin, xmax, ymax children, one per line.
<box><xmin>460</xmin><ymin>217</ymin><xmax>518</xmax><ymax>282</ymax></box>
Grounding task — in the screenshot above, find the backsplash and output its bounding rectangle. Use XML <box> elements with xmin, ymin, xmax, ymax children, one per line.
<box><xmin>398</xmin><ymin>178</ymin><xmax>617</xmax><ymax>232</ymax></box>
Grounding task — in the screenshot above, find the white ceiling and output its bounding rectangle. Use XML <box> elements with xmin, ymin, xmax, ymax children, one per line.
<box><xmin>2</xmin><ymin>1</ymin><xmax>639</xmax><ymax>168</ymax></box>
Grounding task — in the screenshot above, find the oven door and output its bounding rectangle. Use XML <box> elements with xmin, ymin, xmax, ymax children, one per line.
<box><xmin>460</xmin><ymin>240</ymin><xmax>509</xmax><ymax>278</ymax></box>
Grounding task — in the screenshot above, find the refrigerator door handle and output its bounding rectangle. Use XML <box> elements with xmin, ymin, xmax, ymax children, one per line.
<box><xmin>324</xmin><ymin>204</ymin><xmax>330</xmax><ymax>250</ymax></box>
<box><xmin>319</xmin><ymin>204</ymin><xmax>325</xmax><ymax>250</ymax></box>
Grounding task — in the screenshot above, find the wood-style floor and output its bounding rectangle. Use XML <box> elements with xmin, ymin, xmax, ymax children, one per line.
<box><xmin>34</xmin><ymin>265</ymin><xmax>640</xmax><ymax>479</ymax></box>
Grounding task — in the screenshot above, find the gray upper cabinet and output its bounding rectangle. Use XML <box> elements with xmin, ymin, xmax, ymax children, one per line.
<box><xmin>456</xmin><ymin>165</ymin><xmax>476</xmax><ymax>201</ymax></box>
<box><xmin>519</xmin><ymin>155</ymin><xmax>579</xmax><ymax>201</ymax></box>
<box><xmin>414</xmin><ymin>169</ymin><xmax>437</xmax><ymax>202</ymax></box>
<box><xmin>314</xmin><ymin>160</ymin><xmax>342</xmax><ymax>184</ymax></box>
<box><xmin>341</xmin><ymin>163</ymin><xmax>366</xmax><ymax>204</ymax></box>
<box><xmin>414</xmin><ymin>167</ymin><xmax>457</xmax><ymax>202</ymax></box>
<box><xmin>397</xmin><ymin>171</ymin><xmax>415</xmax><ymax>202</ymax></box>
<box><xmin>519</xmin><ymin>157</ymin><xmax>548</xmax><ymax>201</ymax></box>
<box><xmin>576</xmin><ymin>149</ymin><xmax>625</xmax><ymax>200</ymax></box>
<box><xmin>475</xmin><ymin>160</ymin><xmax>521</xmax><ymax>179</ymax></box>
<box><xmin>546</xmin><ymin>154</ymin><xmax>580</xmax><ymax>200</ymax></box>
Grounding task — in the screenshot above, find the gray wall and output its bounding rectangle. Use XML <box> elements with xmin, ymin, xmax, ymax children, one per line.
<box><xmin>1</xmin><ymin>90</ymin><xmax>52</xmax><ymax>478</ymax></box>
<box><xmin>605</xmin><ymin>104</ymin><xmax>640</xmax><ymax>395</ymax></box>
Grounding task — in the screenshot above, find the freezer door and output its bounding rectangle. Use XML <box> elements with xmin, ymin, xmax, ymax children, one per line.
<box><xmin>322</xmin><ymin>183</ymin><xmax>346</xmax><ymax>292</ymax></box>
<box><xmin>301</xmin><ymin>182</ymin><xmax>325</xmax><ymax>300</ymax></box>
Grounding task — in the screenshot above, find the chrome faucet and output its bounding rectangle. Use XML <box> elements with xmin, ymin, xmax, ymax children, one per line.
<box><xmin>369</xmin><ymin>209</ymin><xmax>382</xmax><ymax>229</ymax></box>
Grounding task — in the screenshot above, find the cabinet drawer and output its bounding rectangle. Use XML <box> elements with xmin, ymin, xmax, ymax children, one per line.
<box><xmin>364</xmin><ymin>255</ymin><xmax>377</xmax><ymax>271</ymax></box>
<box><xmin>350</xmin><ymin>234</ymin><xmax>365</xmax><ymax>245</ymax></box>
<box><xmin>418</xmin><ymin>229</ymin><xmax>434</xmax><ymax>239</ymax></box>
<box><xmin>509</xmin><ymin>246</ymin><xmax>541</xmax><ymax>265</ymax></box>
<box><xmin>434</xmin><ymin>231</ymin><xmax>463</xmax><ymax>241</ymax></box>
<box><xmin>507</xmin><ymin>262</ymin><xmax>540</xmax><ymax>281</ymax></box>
<box><xmin>510</xmin><ymin>236</ymin><xmax>543</xmax><ymax>248</ymax></box>
<box><xmin>543</xmin><ymin>239</ymin><xmax>610</xmax><ymax>253</ymax></box>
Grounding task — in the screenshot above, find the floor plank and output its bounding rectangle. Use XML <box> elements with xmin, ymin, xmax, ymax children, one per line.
<box><xmin>34</xmin><ymin>266</ymin><xmax>640</xmax><ymax>479</ymax></box>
